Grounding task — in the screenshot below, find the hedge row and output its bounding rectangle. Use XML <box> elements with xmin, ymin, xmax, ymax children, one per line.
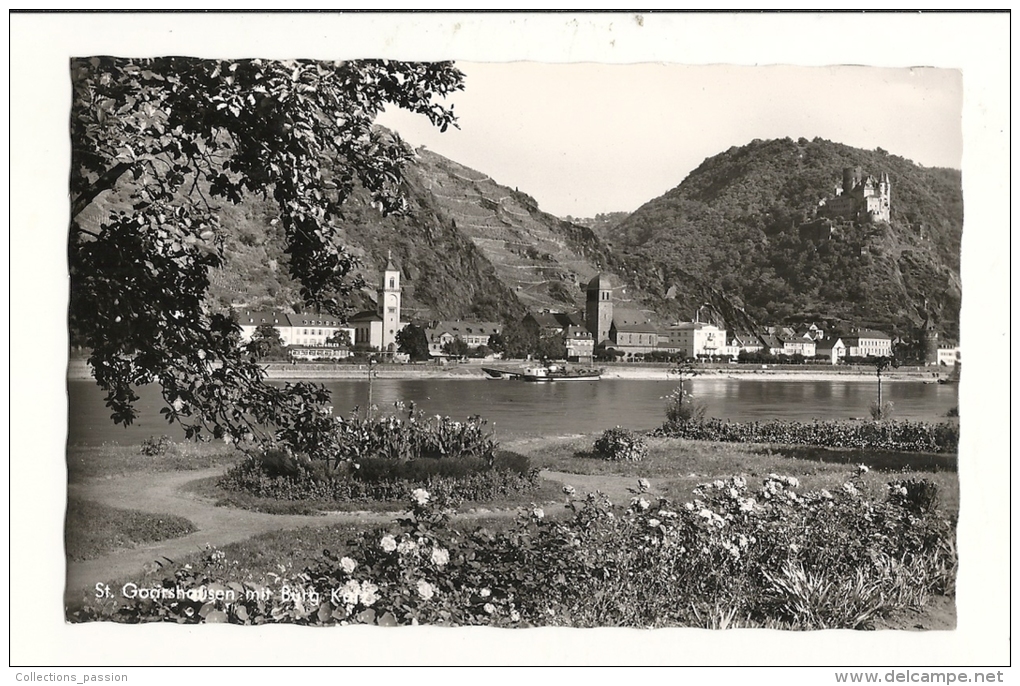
<box><xmin>654</xmin><ymin>418</ymin><xmax>958</xmax><ymax>454</ymax></box>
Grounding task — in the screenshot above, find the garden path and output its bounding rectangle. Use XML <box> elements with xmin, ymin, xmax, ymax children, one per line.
<box><xmin>64</xmin><ymin>468</ymin><xmax>397</xmax><ymax>604</ymax></box>
<box><xmin>65</xmin><ymin>435</ymin><xmax>641</xmax><ymax>605</ymax></box>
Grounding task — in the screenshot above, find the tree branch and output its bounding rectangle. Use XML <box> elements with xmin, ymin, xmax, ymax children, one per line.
<box><xmin>71</xmin><ymin>161</ymin><xmax>133</xmax><ymax>219</ymax></box>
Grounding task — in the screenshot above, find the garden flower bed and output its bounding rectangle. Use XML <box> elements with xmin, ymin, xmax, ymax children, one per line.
<box><xmin>72</xmin><ymin>469</ymin><xmax>956</xmax><ymax>629</ymax></box>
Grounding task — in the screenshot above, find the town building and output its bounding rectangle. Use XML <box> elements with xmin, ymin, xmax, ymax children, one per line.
<box><xmin>843</xmin><ymin>329</ymin><xmax>893</xmax><ymax>358</ymax></box>
<box><xmin>781</xmin><ymin>335</ymin><xmax>817</xmax><ymax>358</ymax></box>
<box><xmin>818</xmin><ymin>167</ymin><xmax>891</xmax><ymax>224</ymax></box>
<box><xmin>936</xmin><ymin>345</ymin><xmax>961</xmax><ymax>366</ymax></box>
<box><xmin>236</xmin><ymin>310</ymin><xmax>353</xmax><ymax>348</ymax></box>
<box><xmin>814</xmin><ymin>337</ymin><xmax>847</xmax><ymax>365</ymax></box>
<box><xmin>425</xmin><ymin>321</ymin><xmax>502</xmax><ymax>356</ymax></box>
<box><xmin>563</xmin><ymin>325</ymin><xmax>594</xmax><ymax>362</ymax></box>
<box><xmin>667</xmin><ymin>321</ymin><xmax>728</xmax><ymax>359</ymax></box>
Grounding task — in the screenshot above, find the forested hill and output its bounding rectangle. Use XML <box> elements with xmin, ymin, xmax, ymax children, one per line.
<box><xmin>607</xmin><ymin>137</ymin><xmax>963</xmax><ymax>339</ymax></box>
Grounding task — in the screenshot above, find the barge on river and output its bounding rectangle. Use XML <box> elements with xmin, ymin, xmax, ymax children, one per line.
<box><xmin>482</xmin><ymin>364</ymin><xmax>602</xmax><ymax>382</ymax></box>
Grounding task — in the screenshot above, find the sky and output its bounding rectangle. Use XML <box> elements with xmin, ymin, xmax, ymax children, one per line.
<box><xmin>378</xmin><ymin>62</ymin><xmax>963</xmax><ymax>218</ymax></box>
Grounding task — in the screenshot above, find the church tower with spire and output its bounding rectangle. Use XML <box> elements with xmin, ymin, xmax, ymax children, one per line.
<box><xmin>378</xmin><ymin>251</ymin><xmax>402</xmax><ymax>352</ymax></box>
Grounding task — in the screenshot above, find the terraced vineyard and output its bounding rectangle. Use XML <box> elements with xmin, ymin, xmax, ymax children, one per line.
<box><xmin>409</xmin><ymin>149</ymin><xmax>648</xmax><ymax>315</ymax></box>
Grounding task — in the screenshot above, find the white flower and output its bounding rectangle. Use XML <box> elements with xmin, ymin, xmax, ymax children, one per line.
<box><xmin>732</xmin><ymin>476</ymin><xmax>747</xmax><ymax>489</ymax></box>
<box><xmin>172</xmin><ymin>398</ymin><xmax>184</xmax><ymax>412</ymax></box>
<box><xmin>484</xmin><ymin>603</ymin><xmax>496</xmax><ymax>614</ymax></box>
<box><xmin>430</xmin><ymin>547</ymin><xmax>450</xmax><ymax>567</ymax></box>
<box><xmin>729</xmin><ymin>488</ymin><xmax>739</xmax><ymax>499</ymax></box>
<box><xmin>842</xmin><ymin>482</ymin><xmax>860</xmax><ymax>497</ymax></box>
<box><xmin>510</xmin><ymin>610</ymin><xmax>521</xmax><ymax>622</ymax></box>
<box><xmin>647</xmin><ymin>518</ymin><xmax>661</xmax><ymax>528</ymax></box>
<box><xmin>738</xmin><ymin>534</ymin><xmax>749</xmax><ymax>548</ymax></box>
<box><xmin>380</xmin><ymin>535</ymin><xmax>398</xmax><ymax>552</ymax></box>
<box><xmin>739</xmin><ymin>498</ymin><xmax>756</xmax><ymax>513</ymax></box>
<box><xmin>359</xmin><ymin>581</ymin><xmax>379</xmax><ymax>607</ymax></box>
<box><xmin>411</xmin><ymin>488</ymin><xmax>431</xmax><ymax>506</ymax></box>
<box><xmin>637</xmin><ymin>478</ymin><xmax>651</xmax><ymax>492</ymax></box>
<box><xmin>532</xmin><ymin>507</ymin><xmax>544</xmax><ymax>519</ymax></box>
<box><xmin>397</xmin><ymin>539</ymin><xmax>417</xmax><ymax>555</ymax></box>
<box><xmin>416</xmin><ymin>579</ymin><xmax>435</xmax><ymax>601</ymax></box>
<box><xmin>340</xmin><ymin>579</ymin><xmax>361</xmax><ymax>605</ymax></box>
<box><xmin>562</xmin><ymin>485</ymin><xmax>576</xmax><ymax>496</ymax></box>
<box><xmin>857</xmin><ymin>464</ymin><xmax>870</xmax><ymax>475</ymax></box>
<box><xmin>713</xmin><ymin>480</ymin><xmax>725</xmax><ymax>489</ymax></box>
<box><xmin>340</xmin><ymin>557</ymin><xmax>357</xmax><ymax>574</ymax></box>
<box><xmin>632</xmin><ymin>497</ymin><xmax>650</xmax><ymax>511</ymax></box>
<box><xmin>820</xmin><ymin>489</ymin><xmax>833</xmax><ymax>500</ymax></box>
<box><xmin>684</xmin><ymin>502</ymin><xmax>695</xmax><ymax>511</ymax></box>
<box><xmin>479</xmin><ymin>587</ymin><xmax>491</xmax><ymax>598</ymax></box>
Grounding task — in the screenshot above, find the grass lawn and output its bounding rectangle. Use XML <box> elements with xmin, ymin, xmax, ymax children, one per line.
<box><xmin>67</xmin><ymin>441</ymin><xmax>240</xmax><ymax>484</ymax></box>
<box><xmin>64</xmin><ymin>496</ymin><xmax>198</xmax><ymax>562</ymax></box>
<box><xmin>530</xmin><ymin>435</ymin><xmax>959</xmax><ymax>518</ymax></box>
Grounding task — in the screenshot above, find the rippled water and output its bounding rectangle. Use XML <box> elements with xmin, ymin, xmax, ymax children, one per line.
<box><xmin>67</xmin><ymin>377</ymin><xmax>959</xmax><ymax>445</ymax></box>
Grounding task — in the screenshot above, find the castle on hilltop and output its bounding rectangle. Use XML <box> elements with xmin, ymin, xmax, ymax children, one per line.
<box><xmin>818</xmin><ymin>167</ymin><xmax>891</xmax><ymax>224</ymax></box>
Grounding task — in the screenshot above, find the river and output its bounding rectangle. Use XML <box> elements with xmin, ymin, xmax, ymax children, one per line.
<box><xmin>67</xmin><ymin>377</ymin><xmax>959</xmax><ymax>446</ymax></box>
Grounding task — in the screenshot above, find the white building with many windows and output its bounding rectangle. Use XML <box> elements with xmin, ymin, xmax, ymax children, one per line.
<box><xmin>843</xmin><ymin>330</ymin><xmax>893</xmax><ymax>358</ymax></box>
<box><xmin>666</xmin><ymin>321</ymin><xmax>728</xmax><ymax>359</ymax></box>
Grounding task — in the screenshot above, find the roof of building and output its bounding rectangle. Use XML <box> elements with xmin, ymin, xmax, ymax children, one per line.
<box><xmin>610</xmin><ymin>309</ymin><xmax>657</xmax><ymax>333</ymax></box>
<box><xmin>237</xmin><ymin>310</ymin><xmax>289</xmax><ymax>326</ymax></box>
<box><xmin>349</xmin><ymin>310</ymin><xmax>382</xmax><ymax>323</ymax></box>
<box><xmin>586</xmin><ymin>273</ymin><xmax>612</xmax><ymax>292</ymax></box>
<box><xmin>430</xmin><ymin>321</ymin><xmax>502</xmax><ymax>337</ymax></box>
<box><xmin>284</xmin><ymin>312</ymin><xmax>347</xmax><ymax>328</ymax></box>
<box><xmin>854</xmin><ymin>329</ymin><xmax>892</xmax><ymax>340</ymax></box>
<box><xmin>527</xmin><ymin>311</ymin><xmax>583</xmax><ymax>330</ymax></box>
<box><xmin>814</xmin><ymin>337</ymin><xmax>844</xmax><ymax>352</ymax></box>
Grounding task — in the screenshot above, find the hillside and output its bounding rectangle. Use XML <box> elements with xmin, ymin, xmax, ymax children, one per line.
<box><xmin>204</xmin><ymin>144</ymin><xmax>656</xmax><ymax>324</ymax></box>
<box><xmin>78</xmin><ymin>135</ymin><xmax>962</xmax><ymax>343</ymax></box>
<box><xmin>607</xmin><ymin>137</ymin><xmax>963</xmax><ymax>339</ymax></box>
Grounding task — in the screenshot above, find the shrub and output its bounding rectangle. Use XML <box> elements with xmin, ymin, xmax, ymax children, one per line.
<box><xmin>332</xmin><ymin>403</ymin><xmax>498</xmax><ymax>465</ymax></box>
<box><xmin>218</xmin><ymin>450</ymin><xmax>539</xmax><ymax>505</ymax></box>
<box><xmin>868</xmin><ymin>400</ymin><xmax>895</xmax><ymax>421</ymax></box>
<box><xmin>663</xmin><ymin>386</ymin><xmax>707</xmax><ymax>424</ymax></box>
<box><xmin>592</xmin><ymin>427</ymin><xmax>647</xmax><ymax>462</ymax></box>
<box><xmin>140</xmin><ymin>435</ymin><xmax>173</xmax><ymax>456</ymax></box>
<box><xmin>72</xmin><ymin>472</ymin><xmax>957</xmax><ymax>629</ymax></box>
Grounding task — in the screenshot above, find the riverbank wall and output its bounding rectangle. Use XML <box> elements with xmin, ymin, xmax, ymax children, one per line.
<box><xmin>67</xmin><ymin>358</ymin><xmax>951</xmax><ymax>383</ymax></box>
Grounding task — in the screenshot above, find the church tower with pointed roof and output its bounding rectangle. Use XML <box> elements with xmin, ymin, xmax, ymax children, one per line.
<box><xmin>378</xmin><ymin>250</ymin><xmax>402</xmax><ymax>352</ymax></box>
<box><xmin>585</xmin><ymin>273</ymin><xmax>614</xmax><ymax>345</ymax></box>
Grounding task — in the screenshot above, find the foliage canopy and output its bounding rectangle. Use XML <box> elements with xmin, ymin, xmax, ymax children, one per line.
<box><xmin>69</xmin><ymin>56</ymin><xmax>464</xmax><ymax>451</ymax></box>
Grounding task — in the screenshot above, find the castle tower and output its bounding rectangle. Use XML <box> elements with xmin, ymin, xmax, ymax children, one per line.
<box><xmin>878</xmin><ymin>172</ymin><xmax>891</xmax><ymax>222</ymax></box>
<box><xmin>842</xmin><ymin>166</ymin><xmax>863</xmax><ymax>194</ymax></box>
<box><xmin>585</xmin><ymin>273</ymin><xmax>614</xmax><ymax>345</ymax></box>
<box><xmin>378</xmin><ymin>251</ymin><xmax>402</xmax><ymax>352</ymax></box>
